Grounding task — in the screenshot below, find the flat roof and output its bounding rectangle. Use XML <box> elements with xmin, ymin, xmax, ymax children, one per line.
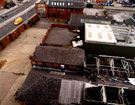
<box><xmin>45</xmin><ymin>27</ymin><xmax>78</xmax><ymax>46</ymax></box>
<box><xmin>85</xmin><ymin>23</ymin><xmax>117</xmax><ymax>44</ymax></box>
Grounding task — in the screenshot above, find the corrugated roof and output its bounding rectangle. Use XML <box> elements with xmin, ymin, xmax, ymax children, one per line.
<box><xmin>59</xmin><ymin>79</ymin><xmax>84</xmax><ymax>104</ymax></box>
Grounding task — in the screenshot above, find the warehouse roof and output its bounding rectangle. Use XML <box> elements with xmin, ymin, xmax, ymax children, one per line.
<box><xmin>16</xmin><ymin>69</ymin><xmax>61</xmax><ymax>105</ymax></box>
<box><xmin>16</xmin><ymin>68</ymin><xmax>135</xmax><ymax>105</ymax></box>
<box><xmin>45</xmin><ymin>27</ymin><xmax>78</xmax><ymax>46</ymax></box>
<box><xmin>47</xmin><ymin>0</ymin><xmax>84</xmax><ymax>9</ymax></box>
<box><xmin>33</xmin><ymin>45</ymin><xmax>85</xmax><ymax>66</ymax></box>
<box><xmin>16</xmin><ymin>68</ymin><xmax>86</xmax><ymax>105</ymax></box>
<box><xmin>85</xmin><ymin>23</ymin><xmax>117</xmax><ymax>44</ymax></box>
<box><xmin>69</xmin><ymin>14</ymin><xmax>113</xmax><ymax>27</ymax></box>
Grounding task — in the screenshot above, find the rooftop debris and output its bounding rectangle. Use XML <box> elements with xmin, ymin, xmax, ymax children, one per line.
<box><xmin>16</xmin><ymin>69</ymin><xmax>135</xmax><ymax>105</ymax></box>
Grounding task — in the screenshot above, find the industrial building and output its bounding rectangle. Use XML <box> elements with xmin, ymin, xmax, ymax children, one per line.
<box><xmin>0</xmin><ymin>0</ymin><xmax>5</xmax><ymax>9</ymax></box>
<box><xmin>11</xmin><ymin>1</ymin><xmax>135</xmax><ymax>105</ymax></box>
<box><xmin>45</xmin><ymin>0</ymin><xmax>84</xmax><ymax>20</ymax></box>
<box><xmin>16</xmin><ymin>21</ymin><xmax>135</xmax><ymax>105</ymax></box>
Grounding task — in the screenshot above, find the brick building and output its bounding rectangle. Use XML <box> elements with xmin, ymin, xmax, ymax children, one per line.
<box><xmin>0</xmin><ymin>0</ymin><xmax>5</xmax><ymax>9</ymax></box>
<box><xmin>45</xmin><ymin>0</ymin><xmax>84</xmax><ymax>20</ymax></box>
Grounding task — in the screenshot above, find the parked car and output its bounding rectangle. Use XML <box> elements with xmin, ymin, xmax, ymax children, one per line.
<box><xmin>0</xmin><ymin>14</ymin><xmax>8</xmax><ymax>18</ymax></box>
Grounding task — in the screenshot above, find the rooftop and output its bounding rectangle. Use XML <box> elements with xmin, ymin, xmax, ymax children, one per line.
<box><xmin>34</xmin><ymin>45</ymin><xmax>85</xmax><ymax>66</ymax></box>
<box><xmin>16</xmin><ymin>68</ymin><xmax>135</xmax><ymax>105</ymax></box>
<box><xmin>85</xmin><ymin>23</ymin><xmax>117</xmax><ymax>44</ymax></box>
<box><xmin>69</xmin><ymin>14</ymin><xmax>113</xmax><ymax>27</ymax></box>
<box><xmin>45</xmin><ymin>27</ymin><xmax>78</xmax><ymax>46</ymax></box>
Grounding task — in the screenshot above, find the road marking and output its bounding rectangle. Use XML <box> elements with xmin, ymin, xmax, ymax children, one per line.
<box><xmin>0</xmin><ymin>0</ymin><xmax>41</xmax><ymax>29</ymax></box>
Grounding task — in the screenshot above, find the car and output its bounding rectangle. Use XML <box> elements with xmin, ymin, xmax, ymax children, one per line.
<box><xmin>0</xmin><ymin>14</ymin><xmax>7</xmax><ymax>18</ymax></box>
<box><xmin>14</xmin><ymin>17</ymin><xmax>23</xmax><ymax>25</ymax></box>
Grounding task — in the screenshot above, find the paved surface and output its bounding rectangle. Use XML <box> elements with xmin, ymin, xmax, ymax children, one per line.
<box><xmin>0</xmin><ymin>0</ymin><xmax>37</xmax><ymax>23</ymax></box>
<box><xmin>0</xmin><ymin>19</ymin><xmax>48</xmax><ymax>105</ymax></box>
<box><xmin>0</xmin><ymin>7</ymin><xmax>36</xmax><ymax>39</ymax></box>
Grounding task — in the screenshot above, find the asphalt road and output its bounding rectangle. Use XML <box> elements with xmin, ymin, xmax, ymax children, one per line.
<box><xmin>0</xmin><ymin>0</ymin><xmax>37</xmax><ymax>23</ymax></box>
<box><xmin>0</xmin><ymin>8</ymin><xmax>36</xmax><ymax>39</ymax></box>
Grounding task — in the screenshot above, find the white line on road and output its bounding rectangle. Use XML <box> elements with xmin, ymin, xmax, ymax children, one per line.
<box><xmin>0</xmin><ymin>0</ymin><xmax>41</xmax><ymax>29</ymax></box>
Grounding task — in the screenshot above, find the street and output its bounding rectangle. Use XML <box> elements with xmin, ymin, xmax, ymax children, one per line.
<box><xmin>0</xmin><ymin>8</ymin><xmax>36</xmax><ymax>39</ymax></box>
<box><xmin>0</xmin><ymin>0</ymin><xmax>37</xmax><ymax>23</ymax></box>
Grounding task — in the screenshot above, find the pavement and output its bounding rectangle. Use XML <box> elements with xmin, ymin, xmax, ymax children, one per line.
<box><xmin>0</xmin><ymin>19</ymin><xmax>48</xmax><ymax>105</ymax></box>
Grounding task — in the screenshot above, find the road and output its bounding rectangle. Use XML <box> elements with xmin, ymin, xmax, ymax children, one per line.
<box><xmin>0</xmin><ymin>8</ymin><xmax>36</xmax><ymax>39</ymax></box>
<box><xmin>0</xmin><ymin>0</ymin><xmax>37</xmax><ymax>23</ymax></box>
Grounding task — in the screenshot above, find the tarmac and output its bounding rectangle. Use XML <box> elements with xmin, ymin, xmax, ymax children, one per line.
<box><xmin>0</xmin><ymin>19</ymin><xmax>48</xmax><ymax>105</ymax></box>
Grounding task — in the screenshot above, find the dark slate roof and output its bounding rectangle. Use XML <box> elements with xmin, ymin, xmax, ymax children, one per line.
<box><xmin>33</xmin><ymin>46</ymin><xmax>85</xmax><ymax>66</ymax></box>
<box><xmin>69</xmin><ymin>14</ymin><xmax>113</xmax><ymax>27</ymax></box>
<box><xmin>16</xmin><ymin>69</ymin><xmax>61</xmax><ymax>105</ymax></box>
<box><xmin>47</xmin><ymin>0</ymin><xmax>84</xmax><ymax>9</ymax></box>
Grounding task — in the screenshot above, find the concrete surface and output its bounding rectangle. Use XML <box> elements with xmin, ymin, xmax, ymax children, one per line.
<box><xmin>83</xmin><ymin>8</ymin><xmax>105</xmax><ymax>16</ymax></box>
<box><xmin>0</xmin><ymin>21</ymin><xmax>47</xmax><ymax>105</ymax></box>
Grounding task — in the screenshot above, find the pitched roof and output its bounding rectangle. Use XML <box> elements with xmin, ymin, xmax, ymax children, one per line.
<box><xmin>16</xmin><ymin>68</ymin><xmax>86</xmax><ymax>104</ymax></box>
<box><xmin>47</xmin><ymin>0</ymin><xmax>84</xmax><ymax>9</ymax></box>
<box><xmin>69</xmin><ymin>14</ymin><xmax>113</xmax><ymax>27</ymax></box>
<box><xmin>16</xmin><ymin>69</ymin><xmax>61</xmax><ymax>105</ymax></box>
<box><xmin>33</xmin><ymin>46</ymin><xmax>85</xmax><ymax>66</ymax></box>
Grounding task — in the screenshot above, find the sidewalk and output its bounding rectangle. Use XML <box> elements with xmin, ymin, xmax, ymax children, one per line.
<box><xmin>0</xmin><ymin>20</ymin><xmax>48</xmax><ymax>105</ymax></box>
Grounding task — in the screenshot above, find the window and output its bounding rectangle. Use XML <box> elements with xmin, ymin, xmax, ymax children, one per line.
<box><xmin>60</xmin><ymin>2</ymin><xmax>62</xmax><ymax>6</ymax></box>
<box><xmin>57</xmin><ymin>2</ymin><xmax>59</xmax><ymax>5</ymax></box>
<box><xmin>51</xmin><ymin>2</ymin><xmax>53</xmax><ymax>5</ymax></box>
<box><xmin>54</xmin><ymin>2</ymin><xmax>56</xmax><ymax>5</ymax></box>
<box><xmin>63</xmin><ymin>2</ymin><xmax>64</xmax><ymax>6</ymax></box>
<box><xmin>71</xmin><ymin>3</ymin><xmax>73</xmax><ymax>5</ymax></box>
<box><xmin>68</xmin><ymin>3</ymin><xmax>70</xmax><ymax>6</ymax></box>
